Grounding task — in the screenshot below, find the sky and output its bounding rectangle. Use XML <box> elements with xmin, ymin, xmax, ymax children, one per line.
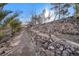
<box><xmin>3</xmin><ymin>3</ymin><xmax>74</xmax><ymax>23</ymax></box>
<box><xmin>4</xmin><ymin>3</ymin><xmax>52</xmax><ymax>23</ymax></box>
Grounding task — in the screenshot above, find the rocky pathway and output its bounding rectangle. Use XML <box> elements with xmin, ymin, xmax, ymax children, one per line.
<box><xmin>30</xmin><ymin>29</ymin><xmax>79</xmax><ymax>56</ymax></box>
<box><xmin>2</xmin><ymin>29</ymin><xmax>35</xmax><ymax>56</ymax></box>
<box><xmin>1</xmin><ymin>28</ymin><xmax>79</xmax><ymax>56</ymax></box>
<box><xmin>31</xmin><ymin>30</ymin><xmax>79</xmax><ymax>47</ymax></box>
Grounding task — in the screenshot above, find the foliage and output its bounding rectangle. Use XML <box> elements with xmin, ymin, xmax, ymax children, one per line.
<box><xmin>0</xmin><ymin>31</ymin><xmax>5</xmax><ymax>40</ymax></box>
<box><xmin>60</xmin><ymin>4</ymin><xmax>71</xmax><ymax>18</ymax></box>
<box><xmin>31</xmin><ymin>8</ymin><xmax>47</xmax><ymax>25</ymax></box>
<box><xmin>51</xmin><ymin>3</ymin><xmax>61</xmax><ymax>20</ymax></box>
<box><xmin>9</xmin><ymin>19</ymin><xmax>21</xmax><ymax>33</ymax></box>
<box><xmin>73</xmin><ymin>3</ymin><xmax>79</xmax><ymax>18</ymax></box>
<box><xmin>51</xmin><ymin>3</ymin><xmax>71</xmax><ymax>20</ymax></box>
<box><xmin>0</xmin><ymin>3</ymin><xmax>22</xmax><ymax>40</ymax></box>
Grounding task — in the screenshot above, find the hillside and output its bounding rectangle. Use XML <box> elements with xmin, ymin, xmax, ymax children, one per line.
<box><xmin>31</xmin><ymin>17</ymin><xmax>79</xmax><ymax>43</ymax></box>
<box><xmin>27</xmin><ymin>16</ymin><xmax>79</xmax><ymax>56</ymax></box>
<box><xmin>0</xmin><ymin>17</ymin><xmax>79</xmax><ymax>56</ymax></box>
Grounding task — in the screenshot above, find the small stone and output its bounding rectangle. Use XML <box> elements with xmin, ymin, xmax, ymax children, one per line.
<box><xmin>0</xmin><ymin>47</ymin><xmax>6</xmax><ymax>55</ymax></box>
<box><xmin>42</xmin><ymin>42</ymin><xmax>48</xmax><ymax>49</ymax></box>
<box><xmin>66</xmin><ymin>49</ymin><xmax>72</xmax><ymax>53</ymax></box>
<box><xmin>0</xmin><ymin>45</ymin><xmax>4</xmax><ymax>48</ymax></box>
<box><xmin>55</xmin><ymin>49</ymin><xmax>61</xmax><ymax>56</ymax></box>
<box><xmin>45</xmin><ymin>50</ymin><xmax>55</xmax><ymax>56</ymax></box>
<box><xmin>39</xmin><ymin>47</ymin><xmax>45</xmax><ymax>52</ymax></box>
<box><xmin>70</xmin><ymin>47</ymin><xmax>75</xmax><ymax>52</ymax></box>
<box><xmin>40</xmin><ymin>51</ymin><xmax>46</xmax><ymax>56</ymax></box>
<box><xmin>49</xmin><ymin>39</ymin><xmax>53</xmax><ymax>42</ymax></box>
<box><xmin>55</xmin><ymin>43</ymin><xmax>60</xmax><ymax>48</ymax></box>
<box><xmin>36</xmin><ymin>41</ymin><xmax>42</xmax><ymax>47</ymax></box>
<box><xmin>39</xmin><ymin>39</ymin><xmax>46</xmax><ymax>44</ymax></box>
<box><xmin>65</xmin><ymin>44</ymin><xmax>70</xmax><ymax>49</ymax></box>
<box><xmin>51</xmin><ymin>52</ymin><xmax>55</xmax><ymax>56</ymax></box>
<box><xmin>76</xmin><ymin>51</ymin><xmax>79</xmax><ymax>54</ymax></box>
<box><xmin>59</xmin><ymin>46</ymin><xmax>64</xmax><ymax>51</ymax></box>
<box><xmin>49</xmin><ymin>42</ymin><xmax>55</xmax><ymax>46</ymax></box>
<box><xmin>62</xmin><ymin>50</ymin><xmax>69</xmax><ymax>56</ymax></box>
<box><xmin>48</xmin><ymin>46</ymin><xmax>54</xmax><ymax>50</ymax></box>
<box><xmin>56</xmin><ymin>49</ymin><xmax>61</xmax><ymax>54</ymax></box>
<box><xmin>45</xmin><ymin>50</ymin><xmax>52</xmax><ymax>56</ymax></box>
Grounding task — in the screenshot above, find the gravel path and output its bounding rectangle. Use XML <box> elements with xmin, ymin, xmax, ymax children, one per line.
<box><xmin>30</xmin><ymin>30</ymin><xmax>79</xmax><ymax>56</ymax></box>
<box><xmin>4</xmin><ymin>29</ymin><xmax>35</xmax><ymax>56</ymax></box>
<box><xmin>2</xmin><ymin>28</ymin><xmax>79</xmax><ymax>56</ymax></box>
<box><xmin>31</xmin><ymin>30</ymin><xmax>79</xmax><ymax>47</ymax></box>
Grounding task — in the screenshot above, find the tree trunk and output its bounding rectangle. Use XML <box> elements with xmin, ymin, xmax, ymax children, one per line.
<box><xmin>59</xmin><ymin>3</ymin><xmax>60</xmax><ymax>20</ymax></box>
<box><xmin>54</xmin><ymin>14</ymin><xmax>58</xmax><ymax>20</ymax></box>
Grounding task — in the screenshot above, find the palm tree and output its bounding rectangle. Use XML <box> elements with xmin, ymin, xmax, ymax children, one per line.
<box><xmin>4</xmin><ymin>13</ymin><xmax>21</xmax><ymax>34</ymax></box>
<box><xmin>0</xmin><ymin>3</ymin><xmax>21</xmax><ymax>39</ymax></box>
<box><xmin>0</xmin><ymin>3</ymin><xmax>12</xmax><ymax>28</ymax></box>
<box><xmin>10</xmin><ymin>19</ymin><xmax>21</xmax><ymax>34</ymax></box>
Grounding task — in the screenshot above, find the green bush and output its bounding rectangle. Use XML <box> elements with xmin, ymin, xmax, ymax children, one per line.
<box><xmin>9</xmin><ymin>19</ymin><xmax>21</xmax><ymax>34</ymax></box>
<box><xmin>0</xmin><ymin>31</ymin><xmax>5</xmax><ymax>40</ymax></box>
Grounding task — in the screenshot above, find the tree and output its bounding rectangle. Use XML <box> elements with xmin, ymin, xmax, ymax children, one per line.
<box><xmin>0</xmin><ymin>3</ymin><xmax>12</xmax><ymax>38</ymax></box>
<box><xmin>50</xmin><ymin>3</ymin><xmax>71</xmax><ymax>20</ymax></box>
<box><xmin>0</xmin><ymin>3</ymin><xmax>7</xmax><ymax>10</ymax></box>
<box><xmin>60</xmin><ymin>3</ymin><xmax>71</xmax><ymax>18</ymax></box>
<box><xmin>4</xmin><ymin>13</ymin><xmax>19</xmax><ymax>25</ymax></box>
<box><xmin>0</xmin><ymin>3</ymin><xmax>12</xmax><ymax>28</ymax></box>
<box><xmin>0</xmin><ymin>3</ymin><xmax>22</xmax><ymax>38</ymax></box>
<box><xmin>73</xmin><ymin>3</ymin><xmax>79</xmax><ymax>18</ymax></box>
<box><xmin>51</xmin><ymin>3</ymin><xmax>61</xmax><ymax>20</ymax></box>
<box><xmin>4</xmin><ymin>12</ymin><xmax>21</xmax><ymax>35</ymax></box>
<box><xmin>30</xmin><ymin>8</ymin><xmax>51</xmax><ymax>25</ymax></box>
<box><xmin>30</xmin><ymin>10</ymin><xmax>44</xmax><ymax>25</ymax></box>
<box><xmin>9</xmin><ymin>19</ymin><xmax>21</xmax><ymax>34</ymax></box>
<box><xmin>31</xmin><ymin>14</ymin><xmax>37</xmax><ymax>25</ymax></box>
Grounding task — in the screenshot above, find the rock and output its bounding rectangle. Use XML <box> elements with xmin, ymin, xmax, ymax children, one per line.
<box><xmin>0</xmin><ymin>47</ymin><xmax>6</xmax><ymax>55</ymax></box>
<box><xmin>40</xmin><ymin>40</ymin><xmax>46</xmax><ymax>44</ymax></box>
<box><xmin>76</xmin><ymin>51</ymin><xmax>79</xmax><ymax>54</ymax></box>
<box><xmin>49</xmin><ymin>39</ymin><xmax>53</xmax><ymax>42</ymax></box>
<box><xmin>66</xmin><ymin>49</ymin><xmax>72</xmax><ymax>53</ymax></box>
<box><xmin>55</xmin><ymin>43</ymin><xmax>60</xmax><ymax>48</ymax></box>
<box><xmin>42</xmin><ymin>42</ymin><xmax>48</xmax><ymax>49</ymax></box>
<box><xmin>36</xmin><ymin>41</ymin><xmax>42</xmax><ymax>47</ymax></box>
<box><xmin>39</xmin><ymin>47</ymin><xmax>45</xmax><ymax>52</ymax></box>
<box><xmin>62</xmin><ymin>50</ymin><xmax>69</xmax><ymax>56</ymax></box>
<box><xmin>51</xmin><ymin>52</ymin><xmax>55</xmax><ymax>56</ymax></box>
<box><xmin>59</xmin><ymin>46</ymin><xmax>64</xmax><ymax>51</ymax></box>
<box><xmin>36</xmin><ymin>47</ymin><xmax>45</xmax><ymax>55</ymax></box>
<box><xmin>45</xmin><ymin>50</ymin><xmax>54</xmax><ymax>56</ymax></box>
<box><xmin>55</xmin><ymin>49</ymin><xmax>61</xmax><ymax>55</ymax></box>
<box><xmin>45</xmin><ymin>50</ymin><xmax>51</xmax><ymax>56</ymax></box>
<box><xmin>72</xmin><ymin>50</ymin><xmax>79</xmax><ymax>56</ymax></box>
<box><xmin>49</xmin><ymin>42</ymin><xmax>55</xmax><ymax>46</ymax></box>
<box><xmin>70</xmin><ymin>47</ymin><xmax>75</xmax><ymax>52</ymax></box>
<box><xmin>40</xmin><ymin>51</ymin><xmax>46</xmax><ymax>56</ymax></box>
<box><xmin>64</xmin><ymin>43</ymin><xmax>71</xmax><ymax>49</ymax></box>
<box><xmin>48</xmin><ymin>46</ymin><xmax>54</xmax><ymax>50</ymax></box>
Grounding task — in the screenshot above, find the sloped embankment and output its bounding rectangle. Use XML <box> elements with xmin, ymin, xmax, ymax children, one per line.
<box><xmin>29</xmin><ymin>17</ymin><xmax>79</xmax><ymax>56</ymax></box>
<box><xmin>32</xmin><ymin>17</ymin><xmax>79</xmax><ymax>34</ymax></box>
<box><xmin>31</xmin><ymin>17</ymin><xmax>79</xmax><ymax>43</ymax></box>
<box><xmin>30</xmin><ymin>30</ymin><xmax>79</xmax><ymax>56</ymax></box>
